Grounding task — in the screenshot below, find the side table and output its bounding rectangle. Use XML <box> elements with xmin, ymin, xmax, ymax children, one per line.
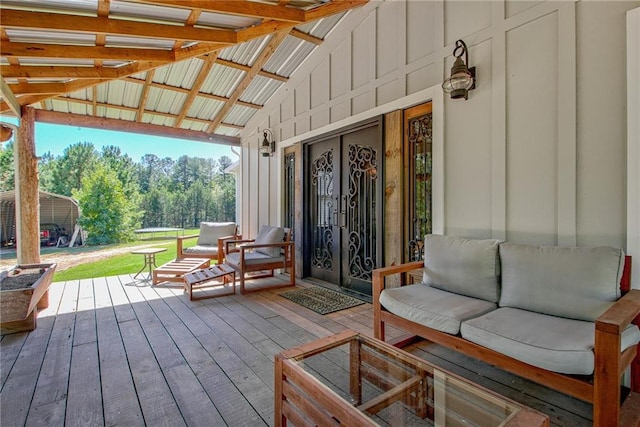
<box><xmin>131</xmin><ymin>248</ymin><xmax>167</xmax><ymax>280</ymax></box>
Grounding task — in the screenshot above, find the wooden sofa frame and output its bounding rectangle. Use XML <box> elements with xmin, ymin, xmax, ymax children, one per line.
<box><xmin>372</xmin><ymin>256</ymin><xmax>640</xmax><ymax>427</ymax></box>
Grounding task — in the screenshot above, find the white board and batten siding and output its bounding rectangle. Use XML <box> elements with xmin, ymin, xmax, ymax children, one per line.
<box><xmin>239</xmin><ymin>1</ymin><xmax>640</xmax><ymax>289</ymax></box>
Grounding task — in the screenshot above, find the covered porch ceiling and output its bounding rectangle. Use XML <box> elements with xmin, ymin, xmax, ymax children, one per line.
<box><xmin>0</xmin><ymin>0</ymin><xmax>368</xmax><ymax>146</ymax></box>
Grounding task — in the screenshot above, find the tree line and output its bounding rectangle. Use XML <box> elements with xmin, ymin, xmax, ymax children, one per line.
<box><xmin>0</xmin><ymin>141</ymin><xmax>236</xmax><ymax>245</ymax></box>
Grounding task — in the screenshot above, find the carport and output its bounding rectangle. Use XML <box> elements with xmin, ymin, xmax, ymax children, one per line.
<box><xmin>0</xmin><ymin>190</ymin><xmax>79</xmax><ymax>247</ymax></box>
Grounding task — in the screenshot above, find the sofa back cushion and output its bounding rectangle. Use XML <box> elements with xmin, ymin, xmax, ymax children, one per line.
<box><xmin>197</xmin><ymin>222</ymin><xmax>236</xmax><ymax>246</ymax></box>
<box><xmin>423</xmin><ymin>235</ymin><xmax>502</xmax><ymax>303</ymax></box>
<box><xmin>254</xmin><ymin>225</ymin><xmax>285</xmax><ymax>257</ymax></box>
<box><xmin>499</xmin><ymin>243</ymin><xmax>624</xmax><ymax>321</ymax></box>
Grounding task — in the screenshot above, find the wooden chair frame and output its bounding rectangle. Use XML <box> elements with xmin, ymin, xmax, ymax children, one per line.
<box><xmin>225</xmin><ymin>228</ymin><xmax>295</xmax><ymax>294</ymax></box>
<box><xmin>176</xmin><ymin>226</ymin><xmax>239</xmax><ymax>264</ymax></box>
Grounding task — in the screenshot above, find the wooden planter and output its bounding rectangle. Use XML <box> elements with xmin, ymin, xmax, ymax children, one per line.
<box><xmin>0</xmin><ymin>263</ymin><xmax>57</xmax><ymax>334</ymax></box>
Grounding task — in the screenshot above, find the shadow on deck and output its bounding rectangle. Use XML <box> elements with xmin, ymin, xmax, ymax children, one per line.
<box><xmin>0</xmin><ymin>273</ymin><xmax>633</xmax><ymax>426</ymax></box>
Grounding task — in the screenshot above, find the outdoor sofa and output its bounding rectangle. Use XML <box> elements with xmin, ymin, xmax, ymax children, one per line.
<box><xmin>372</xmin><ymin>234</ymin><xmax>640</xmax><ymax>426</ymax></box>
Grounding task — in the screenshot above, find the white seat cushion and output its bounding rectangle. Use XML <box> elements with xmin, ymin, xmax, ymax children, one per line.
<box><xmin>183</xmin><ymin>245</ymin><xmax>218</xmax><ymax>256</ymax></box>
<box><xmin>226</xmin><ymin>251</ymin><xmax>285</xmax><ymax>267</ymax></box>
<box><xmin>379</xmin><ymin>284</ymin><xmax>497</xmax><ymax>335</ymax></box>
<box><xmin>461</xmin><ymin>307</ymin><xmax>640</xmax><ymax>375</ymax></box>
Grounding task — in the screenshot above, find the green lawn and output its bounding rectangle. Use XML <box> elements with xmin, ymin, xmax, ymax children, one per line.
<box><xmin>52</xmin><ymin>228</ymin><xmax>200</xmax><ymax>282</ymax></box>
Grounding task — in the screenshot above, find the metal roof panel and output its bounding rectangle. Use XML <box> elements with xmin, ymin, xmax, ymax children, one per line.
<box><xmin>224</xmin><ymin>105</ymin><xmax>257</xmax><ymax>127</ymax></box>
<box><xmin>262</xmin><ymin>36</ymin><xmax>314</xmax><ymax>76</ymax></box>
<box><xmin>240</xmin><ymin>76</ymin><xmax>283</xmax><ymax>106</ymax></box>
<box><xmin>219</xmin><ymin>36</ymin><xmax>270</xmax><ymax>66</ymax></box>
<box><xmin>197</xmin><ymin>10</ymin><xmax>259</xmax><ymax>30</ymax></box>
<box><xmin>109</xmin><ymin>1</ymin><xmax>191</xmax><ymax>24</ymax></box>
<box><xmin>201</xmin><ymin>64</ymin><xmax>244</xmax><ymax>98</ymax></box>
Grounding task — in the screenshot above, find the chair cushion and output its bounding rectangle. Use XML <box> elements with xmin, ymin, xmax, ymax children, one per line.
<box><xmin>499</xmin><ymin>243</ymin><xmax>625</xmax><ymax>321</ymax></box>
<box><xmin>423</xmin><ymin>235</ymin><xmax>502</xmax><ymax>303</ymax></box>
<box><xmin>379</xmin><ymin>284</ymin><xmax>497</xmax><ymax>335</ymax></box>
<box><xmin>461</xmin><ymin>307</ymin><xmax>640</xmax><ymax>375</ymax></box>
<box><xmin>253</xmin><ymin>225</ymin><xmax>285</xmax><ymax>257</ymax></box>
<box><xmin>197</xmin><ymin>222</ymin><xmax>236</xmax><ymax>246</ymax></box>
<box><xmin>226</xmin><ymin>251</ymin><xmax>285</xmax><ymax>267</ymax></box>
<box><xmin>183</xmin><ymin>245</ymin><xmax>218</xmax><ymax>256</ymax></box>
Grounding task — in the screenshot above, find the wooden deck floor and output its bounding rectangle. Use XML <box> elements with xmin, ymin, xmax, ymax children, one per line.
<box><xmin>0</xmin><ymin>274</ymin><xmax>629</xmax><ymax>426</ymax></box>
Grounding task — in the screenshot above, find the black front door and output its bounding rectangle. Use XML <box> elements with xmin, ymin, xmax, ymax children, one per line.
<box><xmin>306</xmin><ymin>122</ymin><xmax>382</xmax><ymax>296</ymax></box>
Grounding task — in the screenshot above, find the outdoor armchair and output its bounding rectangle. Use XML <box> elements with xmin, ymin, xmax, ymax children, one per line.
<box><xmin>225</xmin><ymin>225</ymin><xmax>295</xmax><ymax>294</ymax></box>
<box><xmin>177</xmin><ymin>222</ymin><xmax>239</xmax><ymax>264</ymax></box>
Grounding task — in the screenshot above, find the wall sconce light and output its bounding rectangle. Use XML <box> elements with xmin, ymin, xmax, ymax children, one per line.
<box><xmin>259</xmin><ymin>129</ymin><xmax>275</xmax><ymax>157</ymax></box>
<box><xmin>442</xmin><ymin>39</ymin><xmax>476</xmax><ymax>100</ymax></box>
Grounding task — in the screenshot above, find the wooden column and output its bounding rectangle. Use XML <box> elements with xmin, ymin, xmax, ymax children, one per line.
<box><xmin>384</xmin><ymin>110</ymin><xmax>403</xmax><ymax>287</ymax></box>
<box><xmin>14</xmin><ymin>107</ymin><xmax>40</xmax><ymax>264</ymax></box>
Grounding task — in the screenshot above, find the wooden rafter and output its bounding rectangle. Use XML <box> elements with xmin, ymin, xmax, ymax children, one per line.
<box><xmin>174</xmin><ymin>52</ymin><xmax>219</xmax><ymax>128</ymax></box>
<box><xmin>207</xmin><ymin>29</ymin><xmax>291</xmax><ymax>133</ymax></box>
<box><xmin>0</xmin><ymin>9</ymin><xmax>238</xmax><ymax>44</ymax></box>
<box><xmin>136</xmin><ymin>70</ymin><xmax>155</xmax><ymax>122</ymax></box>
<box><xmin>35</xmin><ymin>110</ymin><xmax>241</xmax><ymax>146</ymax></box>
<box><xmin>133</xmin><ymin>0</ymin><xmax>306</xmax><ymax>23</ymax></box>
<box><xmin>0</xmin><ymin>0</ymin><xmax>369</xmax><ymax>138</ymax></box>
<box><xmin>0</xmin><ymin>75</ymin><xmax>21</xmax><ymax>117</ymax></box>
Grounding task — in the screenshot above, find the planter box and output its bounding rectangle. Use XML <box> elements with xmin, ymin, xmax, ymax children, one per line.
<box><xmin>0</xmin><ymin>263</ymin><xmax>57</xmax><ymax>334</ymax></box>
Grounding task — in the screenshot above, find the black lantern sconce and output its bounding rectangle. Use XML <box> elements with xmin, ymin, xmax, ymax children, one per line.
<box><xmin>442</xmin><ymin>39</ymin><xmax>476</xmax><ymax>100</ymax></box>
<box><xmin>259</xmin><ymin>129</ymin><xmax>275</xmax><ymax>157</ymax></box>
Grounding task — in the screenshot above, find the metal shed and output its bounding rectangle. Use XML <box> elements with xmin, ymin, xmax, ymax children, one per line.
<box><xmin>0</xmin><ymin>190</ymin><xmax>80</xmax><ymax>247</ymax></box>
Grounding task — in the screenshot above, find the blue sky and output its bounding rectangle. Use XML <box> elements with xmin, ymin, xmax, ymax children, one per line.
<box><xmin>1</xmin><ymin>118</ymin><xmax>237</xmax><ymax>162</ymax></box>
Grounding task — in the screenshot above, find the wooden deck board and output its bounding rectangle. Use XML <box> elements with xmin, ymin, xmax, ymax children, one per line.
<box><xmin>1</xmin><ymin>273</ymin><xmax>626</xmax><ymax>426</ymax></box>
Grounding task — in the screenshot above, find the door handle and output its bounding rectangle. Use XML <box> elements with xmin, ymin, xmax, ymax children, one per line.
<box><xmin>340</xmin><ymin>195</ymin><xmax>347</xmax><ymax>228</ymax></box>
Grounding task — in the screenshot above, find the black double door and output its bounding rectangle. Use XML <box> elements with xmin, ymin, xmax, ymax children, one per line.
<box><xmin>305</xmin><ymin>123</ymin><xmax>382</xmax><ymax>296</ymax></box>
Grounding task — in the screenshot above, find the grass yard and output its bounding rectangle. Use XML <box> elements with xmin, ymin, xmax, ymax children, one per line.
<box><xmin>53</xmin><ymin>228</ymin><xmax>200</xmax><ymax>281</ymax></box>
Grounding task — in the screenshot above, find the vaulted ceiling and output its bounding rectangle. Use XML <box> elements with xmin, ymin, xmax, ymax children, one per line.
<box><xmin>0</xmin><ymin>0</ymin><xmax>368</xmax><ymax>146</ymax></box>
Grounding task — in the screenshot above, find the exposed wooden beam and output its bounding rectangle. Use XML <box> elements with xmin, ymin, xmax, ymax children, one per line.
<box><xmin>174</xmin><ymin>8</ymin><xmax>202</xmax><ymax>50</ymax></box>
<box><xmin>95</xmin><ymin>0</ymin><xmax>110</xmax><ymax>68</ymax></box>
<box><xmin>207</xmin><ymin>29</ymin><xmax>291</xmax><ymax>133</ymax></box>
<box><xmin>0</xmin><ymin>75</ymin><xmax>22</xmax><ymax>117</ymax></box>
<box><xmin>174</xmin><ymin>53</ymin><xmax>218</xmax><ymax>128</ymax></box>
<box><xmin>136</xmin><ymin>70</ymin><xmax>155</xmax><ymax>122</ymax></box>
<box><xmin>122</xmin><ymin>77</ymin><xmax>263</xmax><ymax>110</ymax></box>
<box><xmin>0</xmin><ymin>9</ymin><xmax>238</xmax><ymax>44</ymax></box>
<box><xmin>1</xmin><ymin>62</ymin><xmax>164</xmax><ymax>79</ymax></box>
<box><xmin>51</xmin><ymin>96</ymin><xmax>243</xmax><ymax>130</ymax></box>
<box><xmin>237</xmin><ymin>19</ymin><xmax>294</xmax><ymax>43</ymax></box>
<box><xmin>215</xmin><ymin>58</ymin><xmax>288</xmax><ymax>83</ymax></box>
<box><xmin>34</xmin><ymin>110</ymin><xmax>241</xmax><ymax>146</ymax></box>
<box><xmin>92</xmin><ymin>86</ymin><xmax>98</xmax><ymax>116</ymax></box>
<box><xmin>1</xmin><ymin>42</ymin><xmax>177</xmax><ymax>62</ymax></box>
<box><xmin>304</xmin><ymin>0</ymin><xmax>368</xmax><ymax>21</ymax></box>
<box><xmin>9</xmin><ymin>82</ymin><xmax>68</xmax><ymax>95</ymax></box>
<box><xmin>290</xmin><ymin>28</ymin><xmax>323</xmax><ymax>46</ymax></box>
<box><xmin>134</xmin><ymin>0</ymin><xmax>305</xmax><ymax>23</ymax></box>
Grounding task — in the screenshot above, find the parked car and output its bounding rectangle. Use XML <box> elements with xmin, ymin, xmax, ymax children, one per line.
<box><xmin>40</xmin><ymin>223</ymin><xmax>67</xmax><ymax>247</ymax></box>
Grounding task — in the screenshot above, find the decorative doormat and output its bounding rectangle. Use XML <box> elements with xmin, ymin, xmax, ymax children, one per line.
<box><xmin>280</xmin><ymin>286</ymin><xmax>364</xmax><ymax>315</ymax></box>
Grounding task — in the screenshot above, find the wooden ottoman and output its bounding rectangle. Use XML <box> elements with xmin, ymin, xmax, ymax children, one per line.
<box><xmin>183</xmin><ymin>264</ymin><xmax>236</xmax><ymax>300</ymax></box>
<box><xmin>152</xmin><ymin>258</ymin><xmax>210</xmax><ymax>285</ymax></box>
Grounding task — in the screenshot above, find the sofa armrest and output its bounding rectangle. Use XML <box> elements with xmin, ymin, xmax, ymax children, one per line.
<box><xmin>593</xmin><ymin>289</ymin><xmax>640</xmax><ymax>425</ymax></box>
<box><xmin>372</xmin><ymin>261</ymin><xmax>425</xmax><ymax>297</ymax></box>
<box><xmin>372</xmin><ymin>261</ymin><xmax>424</xmax><ymax>341</ymax></box>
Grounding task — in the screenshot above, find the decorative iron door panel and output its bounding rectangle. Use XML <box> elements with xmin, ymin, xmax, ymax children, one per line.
<box><xmin>306</xmin><ymin>123</ymin><xmax>382</xmax><ymax>297</ymax></box>
<box><xmin>340</xmin><ymin>126</ymin><xmax>381</xmax><ymax>295</ymax></box>
<box><xmin>308</xmin><ymin>138</ymin><xmax>341</xmax><ymax>285</ymax></box>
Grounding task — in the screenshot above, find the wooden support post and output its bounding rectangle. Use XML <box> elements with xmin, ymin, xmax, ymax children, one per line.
<box><xmin>15</xmin><ymin>107</ymin><xmax>40</xmax><ymax>264</ymax></box>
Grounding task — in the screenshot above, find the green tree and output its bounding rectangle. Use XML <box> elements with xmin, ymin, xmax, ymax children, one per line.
<box><xmin>0</xmin><ymin>141</ymin><xmax>14</xmax><ymax>191</ymax></box>
<box><xmin>51</xmin><ymin>142</ymin><xmax>98</xmax><ymax>196</ymax></box>
<box><xmin>74</xmin><ymin>164</ymin><xmax>141</xmax><ymax>245</ymax></box>
<box><xmin>38</xmin><ymin>151</ymin><xmax>56</xmax><ymax>192</ymax></box>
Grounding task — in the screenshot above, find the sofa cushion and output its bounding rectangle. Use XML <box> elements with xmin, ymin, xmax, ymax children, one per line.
<box><xmin>461</xmin><ymin>307</ymin><xmax>640</xmax><ymax>375</ymax></box>
<box><xmin>197</xmin><ymin>222</ymin><xmax>236</xmax><ymax>246</ymax></box>
<box><xmin>379</xmin><ymin>284</ymin><xmax>497</xmax><ymax>335</ymax></box>
<box><xmin>183</xmin><ymin>245</ymin><xmax>218</xmax><ymax>256</ymax></box>
<box><xmin>499</xmin><ymin>243</ymin><xmax>625</xmax><ymax>321</ymax></box>
<box><xmin>423</xmin><ymin>235</ymin><xmax>502</xmax><ymax>303</ymax></box>
<box><xmin>226</xmin><ymin>251</ymin><xmax>285</xmax><ymax>267</ymax></box>
<box><xmin>254</xmin><ymin>225</ymin><xmax>285</xmax><ymax>257</ymax></box>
